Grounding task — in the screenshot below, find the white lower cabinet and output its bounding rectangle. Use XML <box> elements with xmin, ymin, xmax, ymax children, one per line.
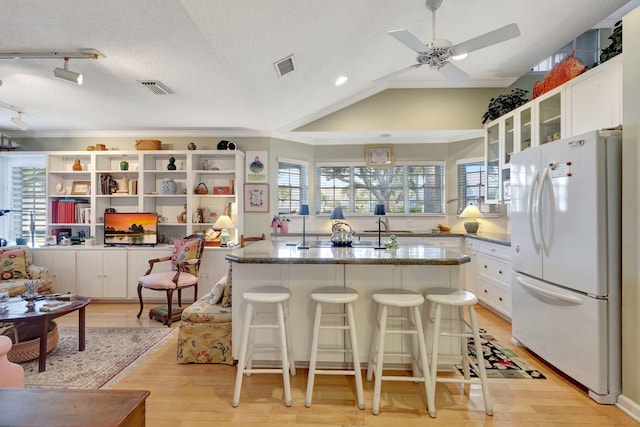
<box><xmin>463</xmin><ymin>238</ymin><xmax>478</xmax><ymax>294</ymax></box>
<box><xmin>32</xmin><ymin>249</ymin><xmax>78</xmax><ymax>294</ymax></box>
<box><xmin>76</xmin><ymin>250</ymin><xmax>127</xmax><ymax>298</ymax></box>
<box><xmin>475</xmin><ymin>240</ymin><xmax>511</xmax><ymax>319</ymax></box>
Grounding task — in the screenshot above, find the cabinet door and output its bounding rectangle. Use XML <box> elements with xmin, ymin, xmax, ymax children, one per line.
<box><xmin>32</xmin><ymin>249</ymin><xmax>77</xmax><ymax>294</ymax></box>
<box><xmin>568</xmin><ymin>56</ymin><xmax>622</xmax><ymax>136</ymax></box>
<box><xmin>76</xmin><ymin>251</ymin><xmax>104</xmax><ymax>297</ymax></box>
<box><xmin>463</xmin><ymin>239</ymin><xmax>478</xmax><ymax>293</ymax></box>
<box><xmin>485</xmin><ymin>121</ymin><xmax>501</xmax><ymax>203</ymax></box>
<box><xmin>200</xmin><ymin>249</ymin><xmax>231</xmax><ymax>292</ymax></box>
<box><xmin>101</xmin><ymin>250</ymin><xmax>127</xmax><ymax>298</ymax></box>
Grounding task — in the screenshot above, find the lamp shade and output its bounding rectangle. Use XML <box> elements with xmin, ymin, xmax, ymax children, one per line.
<box><xmin>329</xmin><ymin>206</ymin><xmax>345</xmax><ymax>220</ymax></box>
<box><xmin>299</xmin><ymin>204</ymin><xmax>310</xmax><ymax>216</ymax></box>
<box><xmin>374</xmin><ymin>204</ymin><xmax>386</xmax><ymax>216</ymax></box>
<box><xmin>459</xmin><ymin>204</ymin><xmax>484</xmax><ymax>218</ymax></box>
<box><xmin>213</xmin><ymin>215</ymin><xmax>235</xmax><ymax>229</ymax></box>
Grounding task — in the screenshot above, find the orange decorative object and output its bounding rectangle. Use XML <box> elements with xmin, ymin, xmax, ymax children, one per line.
<box><xmin>72</xmin><ymin>159</ymin><xmax>82</xmax><ymax>171</ymax></box>
<box><xmin>533</xmin><ymin>50</ymin><xmax>587</xmax><ymax>98</ymax></box>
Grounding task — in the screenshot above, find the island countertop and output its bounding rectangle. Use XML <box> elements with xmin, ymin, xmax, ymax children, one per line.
<box><xmin>225</xmin><ymin>240</ymin><xmax>470</xmax><ymax>265</ymax></box>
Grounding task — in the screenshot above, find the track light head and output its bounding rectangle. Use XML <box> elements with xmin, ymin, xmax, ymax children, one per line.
<box><xmin>11</xmin><ymin>112</ymin><xmax>29</xmax><ymax>131</ymax></box>
<box><xmin>53</xmin><ymin>58</ymin><xmax>83</xmax><ymax>84</ymax></box>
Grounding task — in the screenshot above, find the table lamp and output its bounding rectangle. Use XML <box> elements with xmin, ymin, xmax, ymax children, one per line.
<box><xmin>374</xmin><ymin>204</ymin><xmax>386</xmax><ymax>249</ymax></box>
<box><xmin>330</xmin><ymin>205</ymin><xmax>346</xmax><ymax>232</ymax></box>
<box><xmin>459</xmin><ymin>204</ymin><xmax>483</xmax><ymax>234</ymax></box>
<box><xmin>298</xmin><ymin>204</ymin><xmax>310</xmax><ymax>249</ymax></box>
<box><xmin>213</xmin><ymin>215</ymin><xmax>235</xmax><ymax>246</ymax></box>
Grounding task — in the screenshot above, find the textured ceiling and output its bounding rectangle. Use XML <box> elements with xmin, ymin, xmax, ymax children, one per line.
<box><xmin>0</xmin><ymin>0</ymin><xmax>635</xmax><ymax>143</ymax></box>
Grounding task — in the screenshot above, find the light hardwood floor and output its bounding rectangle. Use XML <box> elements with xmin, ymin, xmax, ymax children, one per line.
<box><xmin>54</xmin><ymin>302</ymin><xmax>637</xmax><ymax>427</ymax></box>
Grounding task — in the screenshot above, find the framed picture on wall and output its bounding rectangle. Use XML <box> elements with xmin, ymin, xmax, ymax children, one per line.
<box><xmin>246</xmin><ymin>151</ymin><xmax>268</xmax><ymax>182</ymax></box>
<box><xmin>244</xmin><ymin>183</ymin><xmax>269</xmax><ymax>212</ymax></box>
<box><xmin>365</xmin><ymin>144</ymin><xmax>394</xmax><ymax>168</ymax></box>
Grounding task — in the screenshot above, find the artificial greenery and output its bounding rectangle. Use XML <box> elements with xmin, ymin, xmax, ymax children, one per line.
<box><xmin>599</xmin><ymin>20</ymin><xmax>622</xmax><ymax>65</ymax></box>
<box><xmin>481</xmin><ymin>88</ymin><xmax>530</xmax><ymax>124</ymax></box>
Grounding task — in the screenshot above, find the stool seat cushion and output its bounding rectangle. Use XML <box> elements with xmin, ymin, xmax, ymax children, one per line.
<box><xmin>244</xmin><ymin>285</ymin><xmax>291</xmax><ymax>303</ymax></box>
<box><xmin>372</xmin><ymin>288</ymin><xmax>424</xmax><ymax>307</ymax></box>
<box><xmin>424</xmin><ymin>287</ymin><xmax>478</xmax><ymax>306</ymax></box>
<box><xmin>310</xmin><ymin>286</ymin><xmax>359</xmax><ymax>304</ymax></box>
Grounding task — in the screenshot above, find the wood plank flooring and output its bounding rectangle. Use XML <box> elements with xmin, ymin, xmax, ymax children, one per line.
<box><xmin>54</xmin><ymin>302</ymin><xmax>638</xmax><ymax>426</ymax></box>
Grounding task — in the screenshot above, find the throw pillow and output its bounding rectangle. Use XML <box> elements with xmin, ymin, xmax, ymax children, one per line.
<box><xmin>1</xmin><ymin>249</ymin><xmax>28</xmax><ymax>280</ymax></box>
<box><xmin>221</xmin><ymin>261</ymin><xmax>233</xmax><ymax>308</ymax></box>
<box><xmin>171</xmin><ymin>238</ymin><xmax>201</xmax><ymax>275</ymax></box>
<box><xmin>208</xmin><ymin>275</ymin><xmax>227</xmax><ymax>305</ymax></box>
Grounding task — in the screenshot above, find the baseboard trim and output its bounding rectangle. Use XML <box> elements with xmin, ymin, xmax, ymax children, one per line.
<box><xmin>616</xmin><ymin>394</ymin><xmax>640</xmax><ymax>422</ymax></box>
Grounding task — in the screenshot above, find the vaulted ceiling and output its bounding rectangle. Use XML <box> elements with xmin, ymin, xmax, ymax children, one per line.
<box><xmin>0</xmin><ymin>0</ymin><xmax>636</xmax><ymax>143</ymax></box>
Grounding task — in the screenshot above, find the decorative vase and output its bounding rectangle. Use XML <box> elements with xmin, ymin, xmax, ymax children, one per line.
<box><xmin>120</xmin><ymin>160</ymin><xmax>129</xmax><ymax>171</ymax></box>
<box><xmin>72</xmin><ymin>159</ymin><xmax>82</xmax><ymax>171</ymax></box>
<box><xmin>187</xmin><ymin>142</ymin><xmax>197</xmax><ymax>150</ymax></box>
<box><xmin>167</xmin><ymin>157</ymin><xmax>177</xmax><ymax>170</ymax></box>
<box><xmin>160</xmin><ymin>177</ymin><xmax>177</xmax><ymax>195</ymax></box>
<box><xmin>280</xmin><ymin>223</ymin><xmax>289</xmax><ymax>234</ymax></box>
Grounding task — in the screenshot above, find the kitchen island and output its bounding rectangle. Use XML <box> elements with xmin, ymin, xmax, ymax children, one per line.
<box><xmin>226</xmin><ymin>240</ymin><xmax>470</xmax><ymax>366</ymax></box>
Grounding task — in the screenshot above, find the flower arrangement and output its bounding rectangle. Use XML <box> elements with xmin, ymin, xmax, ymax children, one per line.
<box><xmin>271</xmin><ymin>215</ymin><xmax>291</xmax><ymax>233</ymax></box>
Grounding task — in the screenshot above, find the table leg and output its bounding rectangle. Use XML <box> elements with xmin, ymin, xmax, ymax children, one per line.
<box><xmin>79</xmin><ymin>306</ymin><xmax>86</xmax><ymax>351</ymax></box>
<box><xmin>38</xmin><ymin>318</ymin><xmax>48</xmax><ymax>372</ymax></box>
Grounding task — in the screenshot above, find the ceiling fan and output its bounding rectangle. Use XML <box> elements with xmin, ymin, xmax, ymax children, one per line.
<box><xmin>376</xmin><ymin>0</ymin><xmax>520</xmax><ymax>83</ymax></box>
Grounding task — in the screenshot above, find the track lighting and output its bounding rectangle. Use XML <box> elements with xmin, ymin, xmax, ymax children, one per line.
<box><xmin>11</xmin><ymin>112</ymin><xmax>29</xmax><ymax>131</ymax></box>
<box><xmin>53</xmin><ymin>58</ymin><xmax>83</xmax><ymax>84</ymax></box>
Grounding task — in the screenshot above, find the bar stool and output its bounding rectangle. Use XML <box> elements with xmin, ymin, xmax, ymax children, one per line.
<box><xmin>305</xmin><ymin>286</ymin><xmax>364</xmax><ymax>409</ymax></box>
<box><xmin>366</xmin><ymin>288</ymin><xmax>435</xmax><ymax>417</ymax></box>
<box><xmin>232</xmin><ymin>285</ymin><xmax>296</xmax><ymax>407</ymax></box>
<box><xmin>423</xmin><ymin>287</ymin><xmax>493</xmax><ymax>416</ymax></box>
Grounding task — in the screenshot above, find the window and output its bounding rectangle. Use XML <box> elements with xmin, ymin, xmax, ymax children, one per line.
<box><xmin>8</xmin><ymin>163</ymin><xmax>47</xmax><ymax>245</ymax></box>
<box><xmin>456</xmin><ymin>158</ymin><xmax>498</xmax><ymax>215</ymax></box>
<box><xmin>317</xmin><ymin>162</ymin><xmax>445</xmax><ymax>214</ymax></box>
<box><xmin>532</xmin><ymin>29</ymin><xmax>601</xmax><ymax>71</ymax></box>
<box><xmin>277</xmin><ymin>158</ymin><xmax>308</xmax><ymax>214</ymax></box>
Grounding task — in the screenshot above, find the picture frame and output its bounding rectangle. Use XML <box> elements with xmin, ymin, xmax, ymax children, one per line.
<box><xmin>244</xmin><ymin>183</ymin><xmax>269</xmax><ymax>212</ymax></box>
<box><xmin>365</xmin><ymin>144</ymin><xmax>394</xmax><ymax>168</ymax></box>
<box><xmin>71</xmin><ymin>181</ymin><xmax>91</xmax><ymax>195</ymax></box>
<box><xmin>246</xmin><ymin>151</ymin><xmax>268</xmax><ymax>182</ymax></box>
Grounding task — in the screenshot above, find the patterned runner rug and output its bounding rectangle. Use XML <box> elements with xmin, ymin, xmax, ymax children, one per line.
<box><xmin>21</xmin><ymin>327</ymin><xmax>176</xmax><ymax>389</ymax></box>
<box><xmin>457</xmin><ymin>329</ymin><xmax>546</xmax><ymax>379</ymax></box>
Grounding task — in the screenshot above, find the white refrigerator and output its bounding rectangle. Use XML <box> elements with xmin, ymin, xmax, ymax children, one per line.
<box><xmin>510</xmin><ymin>129</ymin><xmax>621</xmax><ymax>404</ymax></box>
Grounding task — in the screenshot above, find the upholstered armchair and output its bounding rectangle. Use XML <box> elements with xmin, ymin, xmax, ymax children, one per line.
<box><xmin>136</xmin><ymin>234</ymin><xmax>205</xmax><ymax>326</ymax></box>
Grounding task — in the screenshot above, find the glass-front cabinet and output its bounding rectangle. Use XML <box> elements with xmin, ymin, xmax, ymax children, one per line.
<box><xmin>537</xmin><ymin>91</ymin><xmax>563</xmax><ymax>145</ymax></box>
<box><xmin>484</xmin><ymin>122</ymin><xmax>501</xmax><ymax>203</ymax></box>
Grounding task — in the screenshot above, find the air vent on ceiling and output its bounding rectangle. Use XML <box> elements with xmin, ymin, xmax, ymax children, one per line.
<box><xmin>274</xmin><ymin>55</ymin><xmax>295</xmax><ymax>78</ymax></box>
<box><xmin>138</xmin><ymin>80</ymin><xmax>174</xmax><ymax>95</ymax></box>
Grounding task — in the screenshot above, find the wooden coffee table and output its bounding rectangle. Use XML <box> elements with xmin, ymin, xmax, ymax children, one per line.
<box><xmin>0</xmin><ymin>295</ymin><xmax>91</xmax><ymax>372</ymax></box>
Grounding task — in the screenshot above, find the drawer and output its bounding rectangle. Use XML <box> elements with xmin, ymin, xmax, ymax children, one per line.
<box><xmin>478</xmin><ymin>241</ymin><xmax>511</xmax><ymax>260</ymax></box>
<box><xmin>464</xmin><ymin>238</ymin><xmax>479</xmax><ymax>252</ymax></box>
<box><xmin>477</xmin><ymin>253</ymin><xmax>511</xmax><ymax>284</ymax></box>
<box><xmin>477</xmin><ymin>277</ymin><xmax>511</xmax><ymax>318</ymax></box>
<box><xmin>424</xmin><ymin>237</ymin><xmax>461</xmax><ymax>250</ymax></box>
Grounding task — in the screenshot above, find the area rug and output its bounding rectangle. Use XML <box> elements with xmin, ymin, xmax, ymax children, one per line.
<box><xmin>21</xmin><ymin>327</ymin><xmax>177</xmax><ymax>389</ymax></box>
<box><xmin>457</xmin><ymin>329</ymin><xmax>546</xmax><ymax>379</ymax></box>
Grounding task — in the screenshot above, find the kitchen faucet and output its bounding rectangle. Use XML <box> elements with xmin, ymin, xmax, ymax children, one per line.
<box><xmin>378</xmin><ymin>216</ymin><xmax>389</xmax><ymax>232</ymax></box>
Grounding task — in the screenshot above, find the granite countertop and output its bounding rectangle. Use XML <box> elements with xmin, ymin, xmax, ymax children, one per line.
<box><xmin>225</xmin><ymin>240</ymin><xmax>470</xmax><ymax>266</ymax></box>
<box><xmin>463</xmin><ymin>233</ymin><xmax>511</xmax><ymax>246</ymax></box>
<box><xmin>275</xmin><ymin>231</ymin><xmax>511</xmax><ymax>246</ymax></box>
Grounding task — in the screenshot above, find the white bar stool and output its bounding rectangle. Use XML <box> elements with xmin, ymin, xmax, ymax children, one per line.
<box><xmin>232</xmin><ymin>285</ymin><xmax>296</xmax><ymax>407</ymax></box>
<box><xmin>366</xmin><ymin>288</ymin><xmax>435</xmax><ymax>417</ymax></box>
<box><xmin>424</xmin><ymin>287</ymin><xmax>493</xmax><ymax>417</ymax></box>
<box><xmin>305</xmin><ymin>286</ymin><xmax>364</xmax><ymax>409</ymax></box>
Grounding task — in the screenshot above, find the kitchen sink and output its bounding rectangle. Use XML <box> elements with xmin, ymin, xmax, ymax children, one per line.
<box><xmin>360</xmin><ymin>230</ymin><xmax>413</xmax><ymax>233</ymax></box>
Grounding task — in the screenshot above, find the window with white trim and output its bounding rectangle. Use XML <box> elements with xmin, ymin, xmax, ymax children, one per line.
<box><xmin>456</xmin><ymin>158</ymin><xmax>498</xmax><ymax>215</ymax></box>
<box><xmin>317</xmin><ymin>162</ymin><xmax>445</xmax><ymax>214</ymax></box>
<box><xmin>277</xmin><ymin>158</ymin><xmax>308</xmax><ymax>214</ymax></box>
<box><xmin>5</xmin><ymin>157</ymin><xmax>47</xmax><ymax>245</ymax></box>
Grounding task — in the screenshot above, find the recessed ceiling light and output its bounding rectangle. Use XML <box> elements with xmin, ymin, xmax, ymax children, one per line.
<box><xmin>335</xmin><ymin>76</ymin><xmax>348</xmax><ymax>86</ymax></box>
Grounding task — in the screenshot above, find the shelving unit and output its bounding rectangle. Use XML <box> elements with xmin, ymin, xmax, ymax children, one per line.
<box><xmin>45</xmin><ymin>150</ymin><xmax>245</xmax><ymax>245</ymax></box>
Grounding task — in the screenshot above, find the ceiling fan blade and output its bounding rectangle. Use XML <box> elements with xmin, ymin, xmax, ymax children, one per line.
<box><xmin>438</xmin><ymin>62</ymin><xmax>469</xmax><ymax>82</ymax></box>
<box><xmin>389</xmin><ymin>29</ymin><xmax>428</xmax><ymax>53</ymax></box>
<box><xmin>373</xmin><ymin>63</ymin><xmax>422</xmax><ymax>83</ymax></box>
<box><xmin>452</xmin><ymin>23</ymin><xmax>520</xmax><ymax>56</ymax></box>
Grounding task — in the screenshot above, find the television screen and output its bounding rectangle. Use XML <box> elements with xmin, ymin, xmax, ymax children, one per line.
<box><xmin>104</xmin><ymin>212</ymin><xmax>158</xmax><ymax>246</ymax></box>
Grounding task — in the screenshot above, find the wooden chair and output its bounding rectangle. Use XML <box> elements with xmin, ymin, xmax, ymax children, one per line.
<box><xmin>136</xmin><ymin>234</ymin><xmax>205</xmax><ymax>326</ymax></box>
<box><xmin>240</xmin><ymin>233</ymin><xmax>265</xmax><ymax>248</ymax></box>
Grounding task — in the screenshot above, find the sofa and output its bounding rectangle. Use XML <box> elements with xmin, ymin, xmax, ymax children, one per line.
<box><xmin>177</xmin><ymin>272</ymin><xmax>232</xmax><ymax>364</ymax></box>
<box><xmin>0</xmin><ymin>246</ymin><xmax>52</xmax><ymax>297</ymax></box>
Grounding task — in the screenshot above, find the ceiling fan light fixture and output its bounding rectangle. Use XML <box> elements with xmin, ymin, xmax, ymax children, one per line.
<box><xmin>451</xmin><ymin>52</ymin><xmax>468</xmax><ymax>61</ymax></box>
<box><xmin>335</xmin><ymin>76</ymin><xmax>348</xmax><ymax>86</ymax></box>
<box><xmin>53</xmin><ymin>58</ymin><xmax>83</xmax><ymax>84</ymax></box>
<box><xmin>11</xmin><ymin>112</ymin><xmax>29</xmax><ymax>131</ymax></box>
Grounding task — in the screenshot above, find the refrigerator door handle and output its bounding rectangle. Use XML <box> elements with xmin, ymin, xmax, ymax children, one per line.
<box><xmin>516</xmin><ymin>276</ymin><xmax>584</xmax><ymax>305</ymax></box>
<box><xmin>528</xmin><ymin>168</ymin><xmax>541</xmax><ymax>253</ymax></box>
<box><xmin>537</xmin><ymin>167</ymin><xmax>555</xmax><ymax>256</ymax></box>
